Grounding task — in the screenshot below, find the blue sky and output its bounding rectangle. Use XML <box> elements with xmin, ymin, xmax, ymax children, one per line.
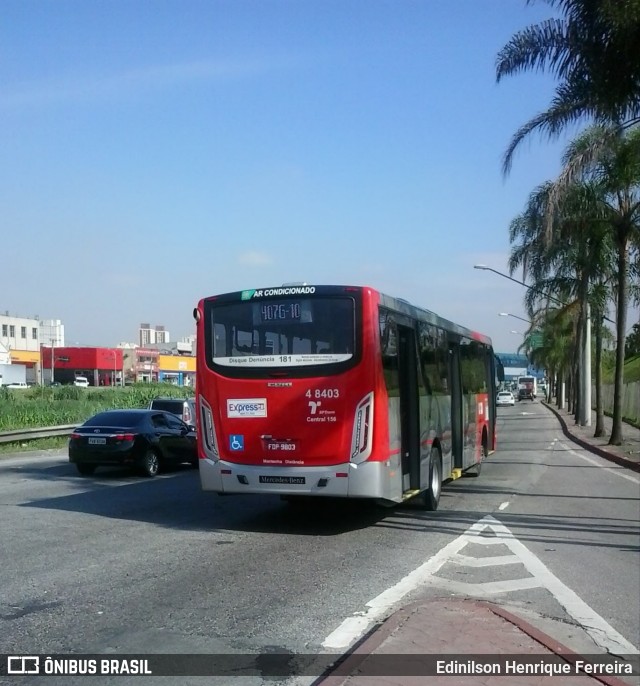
<box><xmin>2</xmin><ymin>0</ymin><xmax>589</xmax><ymax>352</ymax></box>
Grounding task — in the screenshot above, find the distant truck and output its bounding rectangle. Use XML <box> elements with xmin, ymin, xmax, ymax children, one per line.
<box><xmin>517</xmin><ymin>375</ymin><xmax>537</xmax><ymax>401</ymax></box>
<box><xmin>0</xmin><ymin>364</ymin><xmax>27</xmax><ymax>387</ymax></box>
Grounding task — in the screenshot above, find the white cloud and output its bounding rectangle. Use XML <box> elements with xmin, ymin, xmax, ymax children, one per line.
<box><xmin>0</xmin><ymin>58</ymin><xmax>284</xmax><ymax>109</ymax></box>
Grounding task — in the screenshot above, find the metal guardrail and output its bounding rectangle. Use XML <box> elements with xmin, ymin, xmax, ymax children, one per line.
<box><xmin>0</xmin><ymin>425</ymin><xmax>77</xmax><ymax>445</ymax></box>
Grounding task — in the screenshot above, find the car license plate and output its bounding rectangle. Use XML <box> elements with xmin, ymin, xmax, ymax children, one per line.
<box><xmin>88</xmin><ymin>437</ymin><xmax>107</xmax><ymax>445</ymax></box>
<box><xmin>259</xmin><ymin>475</ymin><xmax>305</xmax><ymax>485</ymax></box>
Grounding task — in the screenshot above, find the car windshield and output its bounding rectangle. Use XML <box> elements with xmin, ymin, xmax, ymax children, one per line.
<box><xmin>83</xmin><ymin>411</ymin><xmax>145</xmax><ymax>427</ymax></box>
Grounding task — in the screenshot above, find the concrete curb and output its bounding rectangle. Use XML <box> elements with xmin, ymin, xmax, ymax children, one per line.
<box><xmin>311</xmin><ymin>602</ymin><xmax>421</xmax><ymax>686</ymax></box>
<box><xmin>543</xmin><ymin>402</ymin><xmax>640</xmax><ymax>473</ymax></box>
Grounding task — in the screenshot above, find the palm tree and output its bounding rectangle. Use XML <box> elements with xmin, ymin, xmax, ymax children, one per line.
<box><xmin>525</xmin><ymin>307</ymin><xmax>575</xmax><ymax>407</ymax></box>
<box><xmin>496</xmin><ymin>0</ymin><xmax>640</xmax><ymax>174</ymax></box>
<box><xmin>508</xmin><ymin>177</ymin><xmax>617</xmax><ymax>429</ymax></box>
<box><xmin>558</xmin><ymin>126</ymin><xmax>640</xmax><ymax>444</ymax></box>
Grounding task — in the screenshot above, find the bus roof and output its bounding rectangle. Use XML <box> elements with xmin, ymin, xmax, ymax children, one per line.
<box><xmin>377</xmin><ymin>290</ymin><xmax>493</xmax><ymax>347</ymax></box>
<box><xmin>201</xmin><ymin>284</ymin><xmax>493</xmax><ymax>348</ymax></box>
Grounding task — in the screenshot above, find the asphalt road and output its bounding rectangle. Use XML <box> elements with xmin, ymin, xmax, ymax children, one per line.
<box><xmin>0</xmin><ymin>402</ymin><xmax>638</xmax><ymax>685</ymax></box>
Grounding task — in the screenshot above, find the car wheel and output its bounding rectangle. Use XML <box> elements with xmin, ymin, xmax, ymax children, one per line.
<box><xmin>141</xmin><ymin>450</ymin><xmax>160</xmax><ymax>477</ymax></box>
<box><xmin>76</xmin><ymin>463</ymin><xmax>96</xmax><ymax>476</ymax></box>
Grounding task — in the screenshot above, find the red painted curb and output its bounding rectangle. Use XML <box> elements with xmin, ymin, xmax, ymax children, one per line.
<box><xmin>485</xmin><ymin>602</ymin><xmax>636</xmax><ymax>686</ymax></box>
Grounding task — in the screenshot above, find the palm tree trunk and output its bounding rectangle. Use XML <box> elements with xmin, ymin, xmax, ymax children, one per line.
<box><xmin>578</xmin><ymin>277</ymin><xmax>591</xmax><ymax>426</ymax></box>
<box><xmin>609</xmin><ymin>235</ymin><xmax>629</xmax><ymax>446</ymax></box>
<box><xmin>593</xmin><ymin>313</ymin><xmax>605</xmax><ymax>437</ymax></box>
<box><xmin>556</xmin><ymin>368</ymin><xmax>564</xmax><ymax>409</ymax></box>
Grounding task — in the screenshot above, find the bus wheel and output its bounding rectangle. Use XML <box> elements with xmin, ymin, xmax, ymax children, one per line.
<box><xmin>417</xmin><ymin>448</ymin><xmax>441</xmax><ymax>511</ymax></box>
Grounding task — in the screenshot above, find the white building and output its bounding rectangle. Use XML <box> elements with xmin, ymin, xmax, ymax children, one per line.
<box><xmin>0</xmin><ymin>312</ymin><xmax>41</xmax><ymax>352</ymax></box>
<box><xmin>40</xmin><ymin>319</ymin><xmax>65</xmax><ymax>347</ymax></box>
<box><xmin>0</xmin><ymin>342</ymin><xmax>10</xmax><ymax>365</ymax></box>
<box><xmin>139</xmin><ymin>323</ymin><xmax>170</xmax><ymax>346</ymax></box>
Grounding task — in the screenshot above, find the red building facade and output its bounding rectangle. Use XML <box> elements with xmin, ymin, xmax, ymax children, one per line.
<box><xmin>40</xmin><ymin>347</ymin><xmax>124</xmax><ymax>386</ymax></box>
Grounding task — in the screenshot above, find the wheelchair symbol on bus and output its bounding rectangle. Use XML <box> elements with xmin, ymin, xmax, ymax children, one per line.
<box><xmin>230</xmin><ymin>435</ymin><xmax>244</xmax><ymax>451</ymax></box>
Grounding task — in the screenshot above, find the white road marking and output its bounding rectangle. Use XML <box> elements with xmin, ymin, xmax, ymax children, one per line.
<box><xmin>322</xmin><ymin>515</ymin><xmax>639</xmax><ymax>655</ymax></box>
<box><xmin>498</xmin><ymin>501</ymin><xmax>509</xmax><ymax>510</ymax></box>
<box><xmin>321</xmin><ymin>526</ymin><xmax>473</xmax><ymax>649</ymax></box>
<box><xmin>562</xmin><ymin>444</ymin><xmax>640</xmax><ymax>484</ymax></box>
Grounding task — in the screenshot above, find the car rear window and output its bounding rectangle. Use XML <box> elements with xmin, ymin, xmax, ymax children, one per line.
<box><xmin>84</xmin><ymin>412</ymin><xmax>144</xmax><ymax>427</ymax></box>
<box><xmin>149</xmin><ymin>400</ymin><xmax>183</xmax><ymax>414</ymax></box>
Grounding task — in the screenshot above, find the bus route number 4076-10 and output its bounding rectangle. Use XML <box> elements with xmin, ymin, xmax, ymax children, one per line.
<box><xmin>306</xmin><ymin>388</ymin><xmax>340</xmax><ymax>399</ymax></box>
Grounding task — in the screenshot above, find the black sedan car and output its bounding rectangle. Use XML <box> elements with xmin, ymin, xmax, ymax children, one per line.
<box><xmin>69</xmin><ymin>409</ymin><xmax>197</xmax><ymax>477</ymax></box>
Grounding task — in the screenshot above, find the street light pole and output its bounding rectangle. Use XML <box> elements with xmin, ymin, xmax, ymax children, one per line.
<box><xmin>476</xmin><ymin>264</ymin><xmax>591</xmax><ymax>426</ymax></box>
<box><xmin>111</xmin><ymin>350</ymin><xmax>117</xmax><ymax>387</ymax></box>
<box><xmin>499</xmin><ymin>312</ymin><xmax>532</xmax><ymax>325</ymax></box>
<box><xmin>475</xmin><ymin>265</ymin><xmax>566</xmax><ymax>306</ymax></box>
<box><xmin>583</xmin><ymin>304</ymin><xmax>591</xmax><ymax>427</ymax></box>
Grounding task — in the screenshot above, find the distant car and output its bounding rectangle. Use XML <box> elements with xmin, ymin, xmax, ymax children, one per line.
<box><xmin>496</xmin><ymin>391</ymin><xmax>515</xmax><ymax>407</ymax></box>
<box><xmin>69</xmin><ymin>409</ymin><xmax>197</xmax><ymax>477</ymax></box>
<box><xmin>74</xmin><ymin>376</ymin><xmax>89</xmax><ymax>388</ymax></box>
<box><xmin>5</xmin><ymin>381</ymin><xmax>28</xmax><ymax>389</ymax></box>
<box><xmin>148</xmin><ymin>397</ymin><xmax>196</xmax><ymax>426</ymax></box>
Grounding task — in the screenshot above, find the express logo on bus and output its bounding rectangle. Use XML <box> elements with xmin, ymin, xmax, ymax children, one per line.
<box><xmin>227</xmin><ymin>399</ymin><xmax>268</xmax><ymax>418</ymax></box>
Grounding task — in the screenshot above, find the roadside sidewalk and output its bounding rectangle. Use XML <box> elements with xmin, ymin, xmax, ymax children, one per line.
<box><xmin>314</xmin><ymin>405</ymin><xmax>640</xmax><ymax>686</ymax></box>
<box><xmin>543</xmin><ymin>402</ymin><xmax>640</xmax><ymax>473</ymax></box>
<box><xmin>314</xmin><ymin>598</ymin><xmax>638</xmax><ymax>686</ymax></box>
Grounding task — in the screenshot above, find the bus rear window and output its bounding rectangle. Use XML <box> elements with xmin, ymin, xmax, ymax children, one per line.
<box><xmin>204</xmin><ymin>296</ymin><xmax>358</xmax><ymax>376</ymax></box>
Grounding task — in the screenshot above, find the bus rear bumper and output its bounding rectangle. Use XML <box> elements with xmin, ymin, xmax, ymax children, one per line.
<box><xmin>198</xmin><ymin>458</ymin><xmax>397</xmax><ymax>500</ymax></box>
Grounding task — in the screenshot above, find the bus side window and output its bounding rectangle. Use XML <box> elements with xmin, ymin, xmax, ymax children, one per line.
<box><xmin>419</xmin><ymin>322</ymin><xmax>447</xmax><ymax>394</ymax></box>
<box><xmin>379</xmin><ymin>309</ymin><xmax>399</xmax><ymax>396</ymax></box>
<box><xmin>460</xmin><ymin>339</ymin><xmax>488</xmax><ymax>394</ymax></box>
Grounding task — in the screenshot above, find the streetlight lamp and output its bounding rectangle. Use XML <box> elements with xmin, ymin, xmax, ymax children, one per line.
<box><xmin>475</xmin><ymin>263</ymin><xmax>590</xmax><ymax>426</ymax></box>
<box><xmin>475</xmin><ymin>264</ymin><xmax>565</xmax><ymax>306</ymax></box>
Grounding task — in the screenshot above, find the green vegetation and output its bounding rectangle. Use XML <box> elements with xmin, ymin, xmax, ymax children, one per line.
<box><xmin>0</xmin><ymin>383</ymin><xmax>194</xmax><ymax>432</ymax></box>
<box><xmin>0</xmin><ymin>436</ymin><xmax>69</xmax><ymax>455</ymax></box>
<box><xmin>602</xmin><ymin>355</ymin><xmax>640</xmax><ymax>384</ymax></box>
<box><xmin>497</xmin><ymin>1</ymin><xmax>640</xmax><ymax>445</ymax></box>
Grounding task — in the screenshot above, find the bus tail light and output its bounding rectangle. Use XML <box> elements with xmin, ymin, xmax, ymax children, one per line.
<box><xmin>199</xmin><ymin>396</ymin><xmax>219</xmax><ymax>460</ymax></box>
<box><xmin>350</xmin><ymin>392</ymin><xmax>374</xmax><ymax>464</ymax></box>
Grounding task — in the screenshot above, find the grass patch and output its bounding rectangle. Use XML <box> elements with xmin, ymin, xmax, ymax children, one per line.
<box><xmin>0</xmin><ymin>436</ymin><xmax>69</xmax><ymax>455</ymax></box>
<box><xmin>0</xmin><ymin>383</ymin><xmax>193</xmax><ymax>431</ymax></box>
<box><xmin>602</xmin><ymin>355</ymin><xmax>640</xmax><ymax>383</ymax></box>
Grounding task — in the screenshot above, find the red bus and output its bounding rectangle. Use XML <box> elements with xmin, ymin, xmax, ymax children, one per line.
<box><xmin>193</xmin><ymin>284</ymin><xmax>500</xmax><ymax>510</ymax></box>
